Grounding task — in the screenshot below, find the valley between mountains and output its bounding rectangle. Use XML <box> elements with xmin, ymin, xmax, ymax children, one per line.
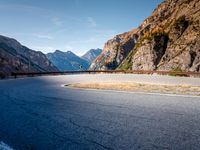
<box><xmin>1</xmin><ymin>0</ymin><xmax>200</xmax><ymax>78</ymax></box>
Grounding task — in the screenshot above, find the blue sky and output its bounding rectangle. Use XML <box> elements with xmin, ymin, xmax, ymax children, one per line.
<box><xmin>0</xmin><ymin>0</ymin><xmax>163</xmax><ymax>56</ymax></box>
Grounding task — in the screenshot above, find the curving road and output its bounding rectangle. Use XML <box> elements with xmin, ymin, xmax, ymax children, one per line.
<box><xmin>0</xmin><ymin>74</ymin><xmax>200</xmax><ymax>150</ymax></box>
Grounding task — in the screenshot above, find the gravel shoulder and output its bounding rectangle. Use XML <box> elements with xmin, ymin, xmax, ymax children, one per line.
<box><xmin>70</xmin><ymin>82</ymin><xmax>200</xmax><ymax>96</ymax></box>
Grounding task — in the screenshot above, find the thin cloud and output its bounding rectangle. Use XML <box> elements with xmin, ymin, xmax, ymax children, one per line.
<box><xmin>51</xmin><ymin>17</ymin><xmax>63</xmax><ymax>26</ymax></box>
<box><xmin>74</xmin><ymin>0</ymin><xmax>81</xmax><ymax>7</ymax></box>
<box><xmin>0</xmin><ymin>4</ymin><xmax>55</xmax><ymax>18</ymax></box>
<box><xmin>65</xmin><ymin>45</ymin><xmax>73</xmax><ymax>51</ymax></box>
<box><xmin>32</xmin><ymin>46</ymin><xmax>56</xmax><ymax>53</ymax></box>
<box><xmin>87</xmin><ymin>17</ymin><xmax>97</xmax><ymax>27</ymax></box>
<box><xmin>3</xmin><ymin>32</ymin><xmax>54</xmax><ymax>40</ymax></box>
<box><xmin>68</xmin><ymin>37</ymin><xmax>98</xmax><ymax>45</ymax></box>
<box><xmin>34</xmin><ymin>34</ymin><xmax>54</xmax><ymax>40</ymax></box>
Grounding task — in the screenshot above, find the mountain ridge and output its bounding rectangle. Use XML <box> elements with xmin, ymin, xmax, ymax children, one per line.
<box><xmin>0</xmin><ymin>35</ymin><xmax>58</xmax><ymax>78</ymax></box>
<box><xmin>47</xmin><ymin>48</ymin><xmax>102</xmax><ymax>71</ymax></box>
<box><xmin>90</xmin><ymin>0</ymin><xmax>200</xmax><ymax>72</ymax></box>
<box><xmin>81</xmin><ymin>48</ymin><xmax>102</xmax><ymax>63</ymax></box>
<box><xmin>47</xmin><ymin>50</ymin><xmax>86</xmax><ymax>71</ymax></box>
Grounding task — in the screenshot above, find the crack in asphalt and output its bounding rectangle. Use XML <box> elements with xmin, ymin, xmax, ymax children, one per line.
<box><xmin>86</xmin><ymin>139</ymin><xmax>114</xmax><ymax>150</ymax></box>
<box><xmin>40</xmin><ymin>95</ymin><xmax>131</xmax><ymax>110</ymax></box>
<box><xmin>152</xmin><ymin>143</ymin><xmax>170</xmax><ymax>150</ymax></box>
<box><xmin>51</xmin><ymin>131</ymin><xmax>88</xmax><ymax>148</ymax></box>
<box><xmin>60</xmin><ymin>111</ymin><xmax>118</xmax><ymax>125</ymax></box>
<box><xmin>39</xmin><ymin>95</ymin><xmax>184</xmax><ymax>119</ymax></box>
<box><xmin>69</xmin><ymin>118</ymin><xmax>115</xmax><ymax>137</ymax></box>
<box><xmin>15</xmin><ymin>106</ymin><xmax>113</xmax><ymax>149</ymax></box>
<box><xmin>38</xmin><ymin>95</ymin><xmax>162</xmax><ymax>122</ymax></box>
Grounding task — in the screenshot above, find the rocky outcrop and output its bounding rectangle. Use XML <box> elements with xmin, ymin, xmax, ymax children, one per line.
<box><xmin>132</xmin><ymin>32</ymin><xmax>169</xmax><ymax>70</ymax></box>
<box><xmin>131</xmin><ymin>0</ymin><xmax>200</xmax><ymax>72</ymax></box>
<box><xmin>90</xmin><ymin>30</ymin><xmax>138</xmax><ymax>70</ymax></box>
<box><xmin>47</xmin><ymin>50</ymin><xmax>89</xmax><ymax>71</ymax></box>
<box><xmin>91</xmin><ymin>0</ymin><xmax>200</xmax><ymax>72</ymax></box>
<box><xmin>0</xmin><ymin>35</ymin><xmax>58</xmax><ymax>78</ymax></box>
<box><xmin>81</xmin><ymin>48</ymin><xmax>102</xmax><ymax>64</ymax></box>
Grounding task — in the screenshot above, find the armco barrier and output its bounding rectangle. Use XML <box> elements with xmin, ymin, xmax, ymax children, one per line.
<box><xmin>11</xmin><ymin>70</ymin><xmax>200</xmax><ymax>78</ymax></box>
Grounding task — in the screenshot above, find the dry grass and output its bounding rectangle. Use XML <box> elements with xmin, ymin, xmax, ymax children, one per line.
<box><xmin>69</xmin><ymin>82</ymin><xmax>200</xmax><ymax>96</ymax></box>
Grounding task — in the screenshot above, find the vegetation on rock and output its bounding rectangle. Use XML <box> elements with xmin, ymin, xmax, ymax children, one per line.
<box><xmin>173</xmin><ymin>15</ymin><xmax>189</xmax><ymax>35</ymax></box>
<box><xmin>90</xmin><ymin>0</ymin><xmax>200</xmax><ymax>73</ymax></box>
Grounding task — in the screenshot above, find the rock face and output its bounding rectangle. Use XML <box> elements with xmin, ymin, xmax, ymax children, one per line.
<box><xmin>0</xmin><ymin>35</ymin><xmax>58</xmax><ymax>78</ymax></box>
<box><xmin>90</xmin><ymin>30</ymin><xmax>138</xmax><ymax>70</ymax></box>
<box><xmin>91</xmin><ymin>0</ymin><xmax>200</xmax><ymax>72</ymax></box>
<box><xmin>81</xmin><ymin>48</ymin><xmax>102</xmax><ymax>64</ymax></box>
<box><xmin>47</xmin><ymin>50</ymin><xmax>89</xmax><ymax>71</ymax></box>
<box><xmin>132</xmin><ymin>34</ymin><xmax>169</xmax><ymax>70</ymax></box>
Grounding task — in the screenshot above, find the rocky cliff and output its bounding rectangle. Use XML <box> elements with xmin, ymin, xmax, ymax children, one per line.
<box><xmin>0</xmin><ymin>35</ymin><xmax>58</xmax><ymax>78</ymax></box>
<box><xmin>90</xmin><ymin>30</ymin><xmax>138</xmax><ymax>70</ymax></box>
<box><xmin>90</xmin><ymin>0</ymin><xmax>200</xmax><ymax>72</ymax></box>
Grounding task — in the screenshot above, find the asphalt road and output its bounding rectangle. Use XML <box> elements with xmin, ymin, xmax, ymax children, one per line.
<box><xmin>0</xmin><ymin>74</ymin><xmax>200</xmax><ymax>150</ymax></box>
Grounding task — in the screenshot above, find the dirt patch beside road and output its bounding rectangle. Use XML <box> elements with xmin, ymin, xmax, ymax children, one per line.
<box><xmin>69</xmin><ymin>82</ymin><xmax>200</xmax><ymax>96</ymax></box>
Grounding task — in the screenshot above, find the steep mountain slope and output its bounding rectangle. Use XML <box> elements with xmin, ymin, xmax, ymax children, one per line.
<box><xmin>81</xmin><ymin>48</ymin><xmax>102</xmax><ymax>63</ymax></box>
<box><xmin>90</xmin><ymin>30</ymin><xmax>138</xmax><ymax>70</ymax></box>
<box><xmin>91</xmin><ymin>0</ymin><xmax>200</xmax><ymax>72</ymax></box>
<box><xmin>0</xmin><ymin>35</ymin><xmax>58</xmax><ymax>78</ymax></box>
<box><xmin>47</xmin><ymin>50</ymin><xmax>89</xmax><ymax>71</ymax></box>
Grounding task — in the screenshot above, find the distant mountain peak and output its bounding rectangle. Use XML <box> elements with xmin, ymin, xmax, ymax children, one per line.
<box><xmin>66</xmin><ymin>51</ymin><xmax>73</xmax><ymax>54</ymax></box>
<box><xmin>47</xmin><ymin>49</ymin><xmax>102</xmax><ymax>71</ymax></box>
<box><xmin>81</xmin><ymin>48</ymin><xmax>102</xmax><ymax>64</ymax></box>
<box><xmin>54</xmin><ymin>50</ymin><xmax>63</xmax><ymax>53</ymax></box>
<box><xmin>47</xmin><ymin>50</ymin><xmax>89</xmax><ymax>71</ymax></box>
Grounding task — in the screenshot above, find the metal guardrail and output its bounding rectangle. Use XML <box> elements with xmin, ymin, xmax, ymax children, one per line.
<box><xmin>11</xmin><ymin>70</ymin><xmax>200</xmax><ymax>78</ymax></box>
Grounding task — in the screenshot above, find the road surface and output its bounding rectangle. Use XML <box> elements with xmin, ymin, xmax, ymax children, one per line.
<box><xmin>0</xmin><ymin>74</ymin><xmax>200</xmax><ymax>150</ymax></box>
